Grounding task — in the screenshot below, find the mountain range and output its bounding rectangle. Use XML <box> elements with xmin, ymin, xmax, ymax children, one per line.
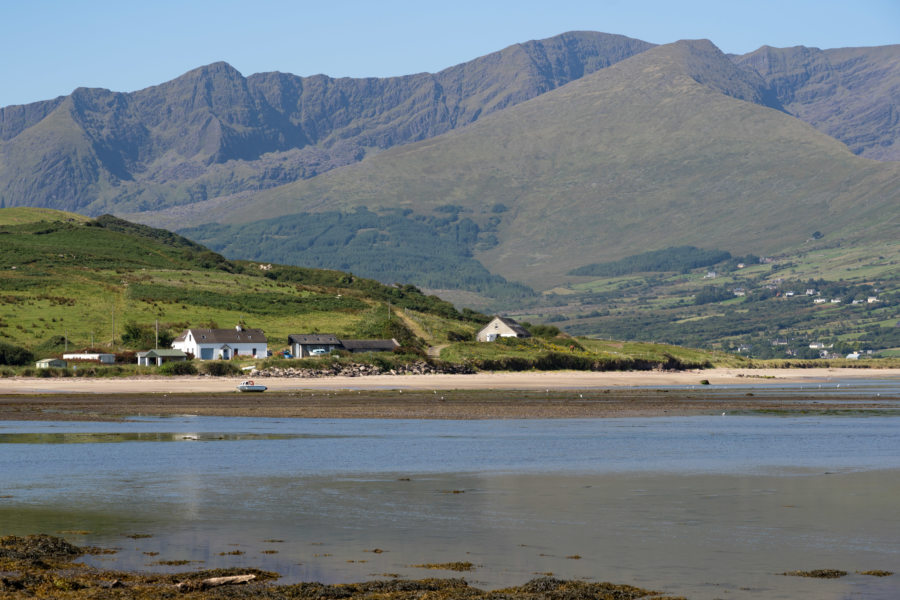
<box><xmin>1</xmin><ymin>31</ymin><xmax>898</xmax><ymax>300</ymax></box>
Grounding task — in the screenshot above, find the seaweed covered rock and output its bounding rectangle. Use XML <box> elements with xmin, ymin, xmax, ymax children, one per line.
<box><xmin>0</xmin><ymin>535</ymin><xmax>84</xmax><ymax>561</ymax></box>
<box><xmin>493</xmin><ymin>577</ymin><xmax>665</xmax><ymax>600</ymax></box>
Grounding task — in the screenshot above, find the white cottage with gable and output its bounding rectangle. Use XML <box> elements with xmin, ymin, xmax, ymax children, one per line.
<box><xmin>476</xmin><ymin>316</ymin><xmax>532</xmax><ymax>342</ymax></box>
<box><xmin>172</xmin><ymin>325</ymin><xmax>267</xmax><ymax>360</ymax></box>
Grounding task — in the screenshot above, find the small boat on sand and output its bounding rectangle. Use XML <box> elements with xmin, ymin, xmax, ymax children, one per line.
<box><xmin>237</xmin><ymin>380</ymin><xmax>267</xmax><ymax>392</ymax></box>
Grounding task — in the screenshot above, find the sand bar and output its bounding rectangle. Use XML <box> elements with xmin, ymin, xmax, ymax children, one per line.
<box><xmin>2</xmin><ymin>368</ymin><xmax>898</xmax><ymax>421</ymax></box>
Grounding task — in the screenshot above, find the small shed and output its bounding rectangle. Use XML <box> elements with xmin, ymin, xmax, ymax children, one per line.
<box><xmin>63</xmin><ymin>353</ymin><xmax>115</xmax><ymax>364</ymax></box>
<box><xmin>137</xmin><ymin>349</ymin><xmax>189</xmax><ymax>366</ymax></box>
<box><xmin>36</xmin><ymin>358</ymin><xmax>67</xmax><ymax>369</ymax></box>
<box><xmin>476</xmin><ymin>317</ymin><xmax>532</xmax><ymax>342</ymax></box>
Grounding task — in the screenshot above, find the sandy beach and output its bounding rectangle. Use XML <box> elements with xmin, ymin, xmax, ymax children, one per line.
<box><xmin>4</xmin><ymin>367</ymin><xmax>898</xmax><ymax>394</ymax></box>
<box><xmin>1</xmin><ymin>367</ymin><xmax>897</xmax><ymax>420</ymax></box>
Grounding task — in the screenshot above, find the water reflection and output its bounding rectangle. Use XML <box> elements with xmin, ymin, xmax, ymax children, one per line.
<box><xmin>0</xmin><ymin>432</ymin><xmax>319</xmax><ymax>443</ymax></box>
<box><xmin>1</xmin><ymin>415</ymin><xmax>899</xmax><ymax>599</ymax></box>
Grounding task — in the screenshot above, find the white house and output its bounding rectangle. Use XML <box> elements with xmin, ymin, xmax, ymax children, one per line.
<box><xmin>476</xmin><ymin>316</ymin><xmax>532</xmax><ymax>342</ymax></box>
<box><xmin>172</xmin><ymin>325</ymin><xmax>267</xmax><ymax>360</ymax></box>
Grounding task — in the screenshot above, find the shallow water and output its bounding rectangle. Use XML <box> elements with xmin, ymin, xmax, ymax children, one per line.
<box><xmin>2</xmin><ymin>415</ymin><xmax>899</xmax><ymax>599</ymax></box>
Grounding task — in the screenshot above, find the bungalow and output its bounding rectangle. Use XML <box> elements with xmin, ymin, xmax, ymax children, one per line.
<box><xmin>137</xmin><ymin>349</ymin><xmax>188</xmax><ymax>366</ymax></box>
<box><xmin>288</xmin><ymin>334</ymin><xmax>342</xmax><ymax>358</ymax></box>
<box><xmin>287</xmin><ymin>334</ymin><xmax>400</xmax><ymax>356</ymax></box>
<box><xmin>476</xmin><ymin>316</ymin><xmax>532</xmax><ymax>342</ymax></box>
<box><xmin>35</xmin><ymin>358</ymin><xmax>67</xmax><ymax>369</ymax></box>
<box><xmin>172</xmin><ymin>325</ymin><xmax>267</xmax><ymax>360</ymax></box>
<box><xmin>62</xmin><ymin>352</ymin><xmax>115</xmax><ymax>364</ymax></box>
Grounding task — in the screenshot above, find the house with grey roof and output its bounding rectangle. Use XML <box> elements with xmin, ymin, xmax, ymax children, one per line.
<box><xmin>288</xmin><ymin>334</ymin><xmax>342</xmax><ymax>358</ymax></box>
<box><xmin>172</xmin><ymin>325</ymin><xmax>267</xmax><ymax>360</ymax></box>
<box><xmin>287</xmin><ymin>334</ymin><xmax>400</xmax><ymax>357</ymax></box>
<box><xmin>476</xmin><ymin>316</ymin><xmax>532</xmax><ymax>342</ymax></box>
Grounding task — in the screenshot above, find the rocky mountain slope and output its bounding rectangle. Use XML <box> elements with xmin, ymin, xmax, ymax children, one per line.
<box><xmin>1</xmin><ymin>32</ymin><xmax>898</xmax><ymax>302</ymax></box>
<box><xmin>735</xmin><ymin>44</ymin><xmax>900</xmax><ymax>160</ymax></box>
<box><xmin>0</xmin><ymin>31</ymin><xmax>653</xmax><ymax>214</ymax></box>
<box><xmin>172</xmin><ymin>40</ymin><xmax>900</xmax><ymax>290</ymax></box>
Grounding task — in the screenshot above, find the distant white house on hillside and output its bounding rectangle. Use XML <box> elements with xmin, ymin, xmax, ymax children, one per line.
<box><xmin>172</xmin><ymin>325</ymin><xmax>267</xmax><ymax>360</ymax></box>
<box><xmin>476</xmin><ymin>316</ymin><xmax>532</xmax><ymax>342</ymax></box>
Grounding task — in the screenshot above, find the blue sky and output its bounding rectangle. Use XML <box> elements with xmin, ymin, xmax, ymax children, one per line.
<box><xmin>2</xmin><ymin>0</ymin><xmax>898</xmax><ymax>107</ymax></box>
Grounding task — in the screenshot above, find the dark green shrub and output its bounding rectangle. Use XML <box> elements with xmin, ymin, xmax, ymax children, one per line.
<box><xmin>159</xmin><ymin>361</ymin><xmax>198</xmax><ymax>376</ymax></box>
<box><xmin>0</xmin><ymin>341</ymin><xmax>33</xmax><ymax>366</ymax></box>
<box><xmin>199</xmin><ymin>361</ymin><xmax>242</xmax><ymax>376</ymax></box>
<box><xmin>393</xmin><ymin>345</ymin><xmax>427</xmax><ymax>358</ymax></box>
<box><xmin>446</xmin><ymin>330</ymin><xmax>472</xmax><ymax>342</ymax></box>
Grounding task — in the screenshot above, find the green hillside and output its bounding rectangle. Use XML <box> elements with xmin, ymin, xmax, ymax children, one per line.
<box><xmin>0</xmin><ymin>209</ymin><xmax>485</xmax><ymax>356</ymax></box>
<box><xmin>1</xmin><ymin>208</ymin><xmax>742</xmax><ymax>371</ymax></box>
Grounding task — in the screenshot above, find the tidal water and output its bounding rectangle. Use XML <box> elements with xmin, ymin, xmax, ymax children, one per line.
<box><xmin>2</xmin><ymin>414</ymin><xmax>899</xmax><ymax>599</ymax></box>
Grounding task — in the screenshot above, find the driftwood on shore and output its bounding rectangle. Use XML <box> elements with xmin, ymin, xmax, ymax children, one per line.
<box><xmin>176</xmin><ymin>574</ymin><xmax>256</xmax><ymax>591</ymax></box>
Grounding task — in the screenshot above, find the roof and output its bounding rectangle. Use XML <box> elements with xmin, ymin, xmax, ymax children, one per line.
<box><xmin>485</xmin><ymin>316</ymin><xmax>531</xmax><ymax>337</ymax></box>
<box><xmin>288</xmin><ymin>334</ymin><xmax>341</xmax><ymax>345</ymax></box>
<box><xmin>177</xmin><ymin>327</ymin><xmax>267</xmax><ymax>344</ymax></box>
<box><xmin>138</xmin><ymin>349</ymin><xmax>188</xmax><ymax>358</ymax></box>
<box><xmin>340</xmin><ymin>339</ymin><xmax>400</xmax><ymax>351</ymax></box>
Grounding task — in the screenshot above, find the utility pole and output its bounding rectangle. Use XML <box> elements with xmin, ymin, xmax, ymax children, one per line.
<box><xmin>64</xmin><ymin>329</ymin><xmax>68</xmax><ymax>352</ymax></box>
<box><xmin>155</xmin><ymin>319</ymin><xmax>159</xmax><ymax>350</ymax></box>
<box><xmin>111</xmin><ymin>307</ymin><xmax>115</xmax><ymax>348</ymax></box>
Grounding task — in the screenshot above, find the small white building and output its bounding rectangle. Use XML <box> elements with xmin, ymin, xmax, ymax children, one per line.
<box><xmin>35</xmin><ymin>358</ymin><xmax>67</xmax><ymax>369</ymax></box>
<box><xmin>172</xmin><ymin>325</ymin><xmax>267</xmax><ymax>360</ymax></box>
<box><xmin>62</xmin><ymin>353</ymin><xmax>115</xmax><ymax>364</ymax></box>
<box><xmin>137</xmin><ymin>349</ymin><xmax>188</xmax><ymax>366</ymax></box>
<box><xmin>476</xmin><ymin>317</ymin><xmax>532</xmax><ymax>342</ymax></box>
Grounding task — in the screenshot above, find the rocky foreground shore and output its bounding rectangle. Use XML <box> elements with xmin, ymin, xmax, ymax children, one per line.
<box><xmin>0</xmin><ymin>535</ymin><xmax>679</xmax><ymax>599</ymax></box>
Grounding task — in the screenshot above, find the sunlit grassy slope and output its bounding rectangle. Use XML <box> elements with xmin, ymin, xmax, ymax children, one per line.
<box><xmin>0</xmin><ymin>209</ymin><xmax>483</xmax><ymax>353</ymax></box>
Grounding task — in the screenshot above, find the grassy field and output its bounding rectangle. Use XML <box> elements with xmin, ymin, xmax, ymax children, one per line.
<box><xmin>0</xmin><ymin>210</ymin><xmax>482</xmax><ymax>358</ymax></box>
